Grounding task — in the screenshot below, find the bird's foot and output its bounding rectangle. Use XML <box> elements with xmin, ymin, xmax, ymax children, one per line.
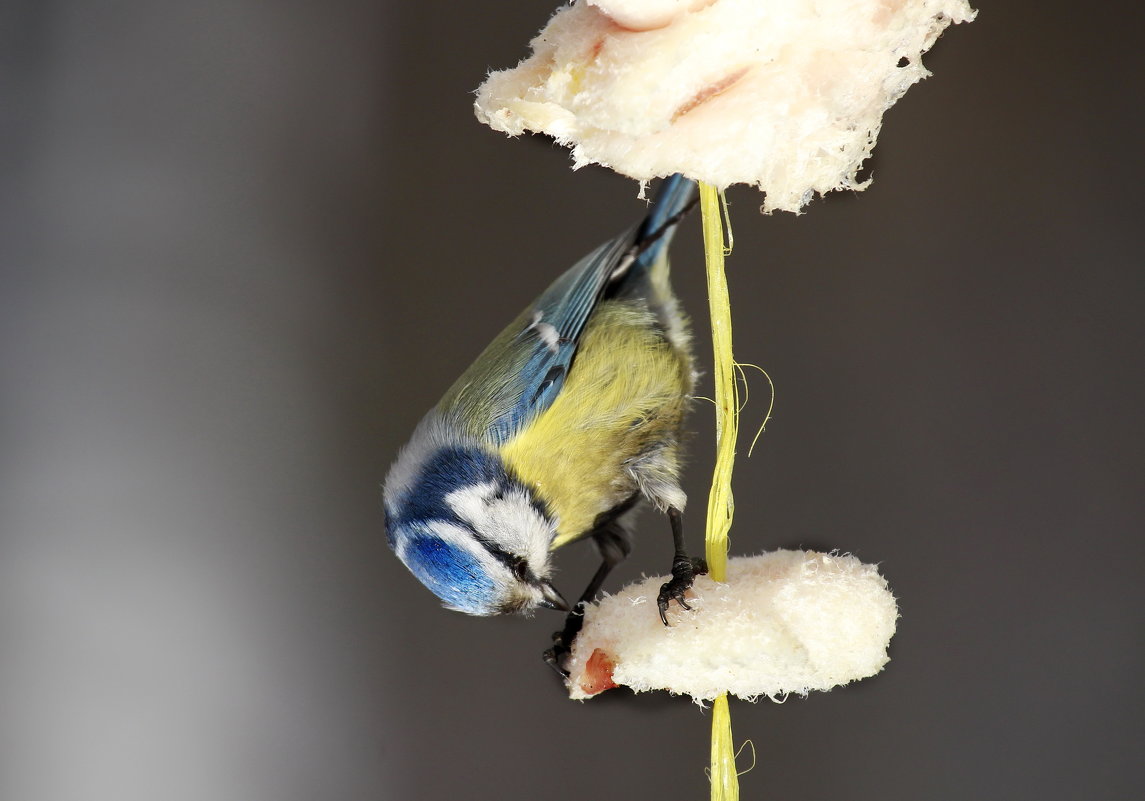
<box><xmin>657</xmin><ymin>556</ymin><xmax>708</xmax><ymax>625</ymax></box>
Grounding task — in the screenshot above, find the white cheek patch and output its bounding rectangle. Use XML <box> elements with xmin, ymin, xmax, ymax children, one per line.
<box><xmin>444</xmin><ymin>484</ymin><xmax>555</xmax><ymax>578</ymax></box>
<box><xmin>486</xmin><ymin>488</ymin><xmax>555</xmax><ymax>575</ymax></box>
<box><xmin>443</xmin><ymin>481</ymin><xmax>499</xmax><ymax>524</ymax></box>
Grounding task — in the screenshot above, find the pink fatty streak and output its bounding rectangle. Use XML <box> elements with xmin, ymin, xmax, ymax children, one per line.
<box><xmin>671</xmin><ymin>65</ymin><xmax>750</xmax><ymax>122</ymax></box>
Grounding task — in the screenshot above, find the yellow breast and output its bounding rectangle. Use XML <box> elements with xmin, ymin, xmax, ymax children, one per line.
<box><xmin>499</xmin><ymin>300</ymin><xmax>690</xmax><ymax>547</ymax></box>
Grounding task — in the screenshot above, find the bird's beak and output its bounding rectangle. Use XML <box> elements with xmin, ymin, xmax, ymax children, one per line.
<box><xmin>537</xmin><ymin>581</ymin><xmax>570</xmax><ymax>612</ymax></box>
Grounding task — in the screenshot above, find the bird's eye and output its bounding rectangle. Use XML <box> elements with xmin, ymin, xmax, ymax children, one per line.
<box><xmin>510</xmin><ymin>557</ymin><xmax>530</xmax><ymax>581</ymax></box>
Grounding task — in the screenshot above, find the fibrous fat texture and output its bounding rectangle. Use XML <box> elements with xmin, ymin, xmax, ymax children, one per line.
<box><xmin>475</xmin><ymin>0</ymin><xmax>976</xmax><ymax>212</ymax></box>
<box><xmin>565</xmin><ymin>550</ymin><xmax>899</xmax><ymax>702</ymax></box>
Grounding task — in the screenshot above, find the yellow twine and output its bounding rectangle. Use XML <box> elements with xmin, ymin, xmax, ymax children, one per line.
<box><xmin>710</xmin><ymin>695</ymin><xmax>737</xmax><ymax>801</ymax></box>
<box><xmin>699</xmin><ymin>182</ymin><xmax>739</xmax><ymax>801</ymax></box>
<box><xmin>701</xmin><ymin>183</ymin><xmax>737</xmax><ymax>582</ymax></box>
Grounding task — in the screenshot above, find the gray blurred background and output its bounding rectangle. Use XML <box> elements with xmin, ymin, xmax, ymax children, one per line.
<box><xmin>2</xmin><ymin>2</ymin><xmax>1142</xmax><ymax>800</ymax></box>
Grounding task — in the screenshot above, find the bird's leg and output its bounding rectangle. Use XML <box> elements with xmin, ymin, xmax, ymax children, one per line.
<box><xmin>656</xmin><ymin>506</ymin><xmax>708</xmax><ymax>625</ymax></box>
<box><xmin>543</xmin><ymin>523</ymin><xmax>631</xmax><ymax>677</ymax></box>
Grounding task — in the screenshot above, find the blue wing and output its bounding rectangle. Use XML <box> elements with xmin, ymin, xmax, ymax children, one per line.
<box><xmin>438</xmin><ymin>174</ymin><xmax>697</xmax><ymax>444</ymax></box>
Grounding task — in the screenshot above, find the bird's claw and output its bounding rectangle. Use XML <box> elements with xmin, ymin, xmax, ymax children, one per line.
<box><xmin>543</xmin><ymin>644</ymin><xmax>570</xmax><ymax>678</ymax></box>
<box><xmin>543</xmin><ymin>601</ymin><xmax>587</xmax><ymax>678</ymax></box>
<box><xmin>657</xmin><ymin>556</ymin><xmax>708</xmax><ymax>625</ymax></box>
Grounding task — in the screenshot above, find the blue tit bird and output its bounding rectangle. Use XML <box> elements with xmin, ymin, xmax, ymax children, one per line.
<box><xmin>383</xmin><ymin>174</ymin><xmax>704</xmax><ymax>646</ymax></box>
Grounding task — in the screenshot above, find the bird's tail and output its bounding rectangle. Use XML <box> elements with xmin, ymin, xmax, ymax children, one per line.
<box><xmin>633</xmin><ymin>173</ymin><xmax>699</xmax><ymax>273</ymax></box>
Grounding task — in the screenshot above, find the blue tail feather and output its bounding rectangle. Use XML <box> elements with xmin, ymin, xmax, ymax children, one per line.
<box><xmin>634</xmin><ymin>173</ymin><xmax>698</xmax><ymax>273</ymax></box>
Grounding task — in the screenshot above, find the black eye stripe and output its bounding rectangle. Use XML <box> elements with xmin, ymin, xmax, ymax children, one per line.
<box><xmin>478</xmin><ymin>540</ymin><xmax>533</xmax><ymax>582</ymax></box>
